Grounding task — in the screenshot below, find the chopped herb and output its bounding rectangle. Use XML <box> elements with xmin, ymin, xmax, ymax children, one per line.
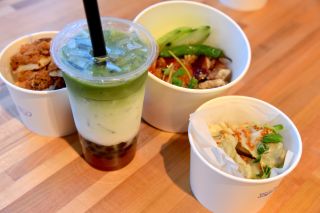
<box><xmin>162</xmin><ymin>68</ymin><xmax>170</xmax><ymax>76</ymax></box>
<box><xmin>256</xmin><ymin>166</ymin><xmax>271</xmax><ymax>178</ymax></box>
<box><xmin>262</xmin><ymin>133</ymin><xmax>283</xmax><ymax>143</ymax></box>
<box><xmin>263</xmin><ymin>166</ymin><xmax>271</xmax><ymax>178</ymax></box>
<box><xmin>257</xmin><ymin>143</ymin><xmax>269</xmax><ymax>155</ymax></box>
<box><xmin>167</xmin><ymin>64</ymin><xmax>174</xmax><ymax>83</ymax></box>
<box><xmin>172</xmin><ymin>77</ymin><xmax>183</xmax><ymax>86</ymax></box>
<box><xmin>253</xmin><ymin>155</ymin><xmax>261</xmax><ymax>163</ymax></box>
<box><xmin>188</xmin><ymin>77</ymin><xmax>198</xmax><ymax>89</ymax></box>
<box><xmin>168</xmin><ymin>50</ymin><xmax>192</xmax><ymax>80</ymax></box>
<box><xmin>172</xmin><ymin>68</ymin><xmax>185</xmax><ymax>78</ymax></box>
<box><xmin>162</xmin><ymin>63</ymin><xmax>174</xmax><ymax>76</ymax></box>
<box><xmin>272</xmin><ymin>124</ymin><xmax>284</xmax><ymax>133</ymax></box>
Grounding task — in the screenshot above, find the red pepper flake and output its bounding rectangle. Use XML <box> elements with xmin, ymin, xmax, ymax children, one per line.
<box><xmin>242</xmin><ymin>128</ymin><xmax>254</xmax><ymax>151</ymax></box>
<box><xmin>216</xmin><ymin>139</ymin><xmax>221</xmax><ymax>145</ymax></box>
<box><xmin>253</xmin><ymin>124</ymin><xmax>262</xmax><ymax>131</ymax></box>
<box><xmin>233</xmin><ymin>130</ymin><xmax>242</xmax><ymax>144</ymax></box>
<box><xmin>261</xmin><ymin>127</ymin><xmax>272</xmax><ymax>137</ymax></box>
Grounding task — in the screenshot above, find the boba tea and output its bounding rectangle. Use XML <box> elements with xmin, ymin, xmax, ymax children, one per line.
<box><xmin>51</xmin><ymin>17</ymin><xmax>157</xmax><ymax>170</ymax></box>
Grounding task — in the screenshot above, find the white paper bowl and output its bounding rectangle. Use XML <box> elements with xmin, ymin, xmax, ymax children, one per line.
<box><xmin>188</xmin><ymin>96</ymin><xmax>302</xmax><ymax>213</ymax></box>
<box><xmin>0</xmin><ymin>31</ymin><xmax>76</xmax><ymax>137</ymax></box>
<box><xmin>134</xmin><ymin>1</ymin><xmax>251</xmax><ymax>133</ymax></box>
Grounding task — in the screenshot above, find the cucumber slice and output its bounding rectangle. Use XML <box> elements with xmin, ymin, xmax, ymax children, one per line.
<box><xmin>157</xmin><ymin>26</ymin><xmax>211</xmax><ymax>51</ymax></box>
<box><xmin>170</xmin><ymin>25</ymin><xmax>211</xmax><ymax>47</ymax></box>
<box><xmin>157</xmin><ymin>26</ymin><xmax>193</xmax><ymax>51</ymax></box>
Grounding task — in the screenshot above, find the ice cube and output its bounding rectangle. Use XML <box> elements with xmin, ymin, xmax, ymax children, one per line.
<box><xmin>67</xmin><ymin>56</ymin><xmax>93</xmax><ymax>71</ymax></box>
<box><xmin>65</xmin><ymin>39</ymin><xmax>76</xmax><ymax>49</ymax></box>
<box><xmin>107</xmin><ymin>46</ymin><xmax>125</xmax><ymax>59</ymax></box>
<box><xmin>75</xmin><ymin>37</ymin><xmax>92</xmax><ymax>51</ymax></box>
<box><xmin>106</xmin><ymin>61</ymin><xmax>122</xmax><ymax>73</ymax></box>
<box><xmin>68</xmin><ymin>48</ymin><xmax>91</xmax><ymax>59</ymax></box>
<box><xmin>126</xmin><ymin>41</ymin><xmax>143</xmax><ymax>50</ymax></box>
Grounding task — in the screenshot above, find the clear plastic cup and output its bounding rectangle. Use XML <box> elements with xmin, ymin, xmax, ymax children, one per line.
<box><xmin>51</xmin><ymin>17</ymin><xmax>157</xmax><ymax>170</ymax></box>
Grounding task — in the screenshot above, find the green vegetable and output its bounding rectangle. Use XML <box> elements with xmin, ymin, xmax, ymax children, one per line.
<box><xmin>253</xmin><ymin>155</ymin><xmax>261</xmax><ymax>163</ymax></box>
<box><xmin>157</xmin><ymin>26</ymin><xmax>211</xmax><ymax>51</ymax></box>
<box><xmin>157</xmin><ymin>27</ymin><xmax>194</xmax><ymax>51</ymax></box>
<box><xmin>257</xmin><ymin>143</ymin><xmax>269</xmax><ymax>155</ymax></box>
<box><xmin>263</xmin><ymin>166</ymin><xmax>271</xmax><ymax>178</ymax></box>
<box><xmin>172</xmin><ymin>68</ymin><xmax>185</xmax><ymax>78</ymax></box>
<box><xmin>168</xmin><ymin>50</ymin><xmax>192</xmax><ymax>80</ymax></box>
<box><xmin>172</xmin><ymin>77</ymin><xmax>183</xmax><ymax>86</ymax></box>
<box><xmin>262</xmin><ymin>133</ymin><xmax>283</xmax><ymax>143</ymax></box>
<box><xmin>160</xmin><ymin>44</ymin><xmax>223</xmax><ymax>58</ymax></box>
<box><xmin>255</xmin><ymin>143</ymin><xmax>269</xmax><ymax>163</ymax></box>
<box><xmin>272</xmin><ymin>124</ymin><xmax>284</xmax><ymax>133</ymax></box>
<box><xmin>188</xmin><ymin>77</ymin><xmax>198</xmax><ymax>89</ymax></box>
<box><xmin>256</xmin><ymin>166</ymin><xmax>271</xmax><ymax>178</ymax></box>
<box><xmin>168</xmin><ymin>25</ymin><xmax>211</xmax><ymax>48</ymax></box>
<box><xmin>162</xmin><ymin>67</ymin><xmax>171</xmax><ymax>76</ymax></box>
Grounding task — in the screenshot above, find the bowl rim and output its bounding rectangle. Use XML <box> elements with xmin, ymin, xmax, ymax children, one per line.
<box><xmin>188</xmin><ymin>95</ymin><xmax>303</xmax><ymax>184</ymax></box>
<box><xmin>0</xmin><ymin>31</ymin><xmax>67</xmax><ymax>95</ymax></box>
<box><xmin>134</xmin><ymin>0</ymin><xmax>251</xmax><ymax>94</ymax></box>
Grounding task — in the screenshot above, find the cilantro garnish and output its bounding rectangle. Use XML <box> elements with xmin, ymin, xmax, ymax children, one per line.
<box><xmin>256</xmin><ymin>166</ymin><xmax>272</xmax><ymax>178</ymax></box>
<box><xmin>162</xmin><ymin>68</ymin><xmax>170</xmax><ymax>76</ymax></box>
<box><xmin>257</xmin><ymin>143</ymin><xmax>269</xmax><ymax>155</ymax></box>
<box><xmin>188</xmin><ymin>77</ymin><xmax>198</xmax><ymax>89</ymax></box>
<box><xmin>272</xmin><ymin>124</ymin><xmax>284</xmax><ymax>132</ymax></box>
<box><xmin>262</xmin><ymin>133</ymin><xmax>283</xmax><ymax>143</ymax></box>
<box><xmin>172</xmin><ymin>68</ymin><xmax>185</xmax><ymax>78</ymax></box>
<box><xmin>172</xmin><ymin>77</ymin><xmax>183</xmax><ymax>86</ymax></box>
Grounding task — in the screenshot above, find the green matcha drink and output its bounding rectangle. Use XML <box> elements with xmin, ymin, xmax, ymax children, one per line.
<box><xmin>51</xmin><ymin>17</ymin><xmax>157</xmax><ymax>170</ymax></box>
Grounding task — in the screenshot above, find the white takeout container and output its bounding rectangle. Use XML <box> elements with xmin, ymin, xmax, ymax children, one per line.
<box><xmin>0</xmin><ymin>31</ymin><xmax>76</xmax><ymax>137</ymax></box>
<box><xmin>188</xmin><ymin>96</ymin><xmax>302</xmax><ymax>213</ymax></box>
<box><xmin>134</xmin><ymin>1</ymin><xmax>251</xmax><ymax>133</ymax></box>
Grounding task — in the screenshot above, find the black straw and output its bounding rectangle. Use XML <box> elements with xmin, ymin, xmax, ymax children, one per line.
<box><xmin>82</xmin><ymin>0</ymin><xmax>107</xmax><ymax>58</ymax></box>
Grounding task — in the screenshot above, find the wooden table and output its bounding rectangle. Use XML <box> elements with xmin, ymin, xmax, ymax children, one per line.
<box><xmin>0</xmin><ymin>0</ymin><xmax>319</xmax><ymax>212</ymax></box>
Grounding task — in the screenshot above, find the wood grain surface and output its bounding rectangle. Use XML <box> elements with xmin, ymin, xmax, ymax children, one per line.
<box><xmin>0</xmin><ymin>0</ymin><xmax>319</xmax><ymax>212</ymax></box>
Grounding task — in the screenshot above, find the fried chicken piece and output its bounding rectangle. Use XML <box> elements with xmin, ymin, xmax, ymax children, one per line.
<box><xmin>10</xmin><ymin>37</ymin><xmax>65</xmax><ymax>91</ymax></box>
<box><xmin>198</xmin><ymin>79</ymin><xmax>227</xmax><ymax>89</ymax></box>
<box><xmin>215</xmin><ymin>68</ymin><xmax>231</xmax><ymax>81</ymax></box>
<box><xmin>15</xmin><ymin>81</ymin><xmax>33</xmax><ymax>90</ymax></box>
<box><xmin>30</xmin><ymin>69</ymin><xmax>53</xmax><ymax>90</ymax></box>
<box><xmin>36</xmin><ymin>39</ymin><xmax>51</xmax><ymax>56</ymax></box>
<box><xmin>11</xmin><ymin>38</ymin><xmax>52</xmax><ymax>71</ymax></box>
<box><xmin>10</xmin><ymin>53</ymin><xmax>40</xmax><ymax>70</ymax></box>
<box><xmin>47</xmin><ymin>61</ymin><xmax>59</xmax><ymax>72</ymax></box>
<box><xmin>14</xmin><ymin>70</ymin><xmax>34</xmax><ymax>82</ymax></box>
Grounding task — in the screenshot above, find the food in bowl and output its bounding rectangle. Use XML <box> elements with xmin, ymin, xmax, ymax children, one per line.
<box><xmin>10</xmin><ymin>38</ymin><xmax>65</xmax><ymax>90</ymax></box>
<box><xmin>209</xmin><ymin>122</ymin><xmax>286</xmax><ymax>179</ymax></box>
<box><xmin>148</xmin><ymin>26</ymin><xmax>232</xmax><ymax>89</ymax></box>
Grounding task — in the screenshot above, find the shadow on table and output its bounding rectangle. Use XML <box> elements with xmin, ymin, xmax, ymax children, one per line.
<box><xmin>160</xmin><ymin>133</ymin><xmax>193</xmax><ymax>196</ymax></box>
<box><xmin>62</xmin><ymin>132</ymin><xmax>83</xmax><ymax>157</ymax></box>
